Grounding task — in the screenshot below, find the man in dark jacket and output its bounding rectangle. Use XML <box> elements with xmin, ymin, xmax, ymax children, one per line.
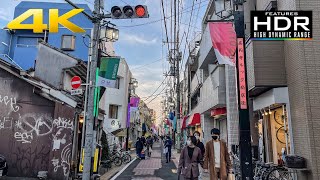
<box><xmin>193</xmin><ymin>131</ymin><xmax>205</xmax><ymax>180</ymax></box>
<box><xmin>135</xmin><ymin>137</ymin><xmax>143</xmax><ymax>159</ymax></box>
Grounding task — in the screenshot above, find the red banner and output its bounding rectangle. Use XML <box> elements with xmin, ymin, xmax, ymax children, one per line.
<box><xmin>208</xmin><ymin>22</ymin><xmax>237</xmax><ymax>66</ymax></box>
<box><xmin>237</xmin><ymin>38</ymin><xmax>247</xmax><ymax>109</ymax></box>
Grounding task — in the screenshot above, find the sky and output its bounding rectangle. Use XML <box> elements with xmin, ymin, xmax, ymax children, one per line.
<box><xmin>0</xmin><ymin>0</ymin><xmax>208</xmax><ymax>125</ymax></box>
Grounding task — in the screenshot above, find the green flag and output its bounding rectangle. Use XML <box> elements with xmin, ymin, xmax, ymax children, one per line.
<box><xmin>96</xmin><ymin>57</ymin><xmax>120</xmax><ymax>88</ymax></box>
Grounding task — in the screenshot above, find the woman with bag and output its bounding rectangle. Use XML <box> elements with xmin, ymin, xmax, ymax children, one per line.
<box><xmin>178</xmin><ymin>136</ymin><xmax>202</xmax><ymax>180</ymax></box>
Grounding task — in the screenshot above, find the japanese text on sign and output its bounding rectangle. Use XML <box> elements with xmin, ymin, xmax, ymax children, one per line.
<box><xmin>237</xmin><ymin>38</ymin><xmax>247</xmax><ymax>109</ymax></box>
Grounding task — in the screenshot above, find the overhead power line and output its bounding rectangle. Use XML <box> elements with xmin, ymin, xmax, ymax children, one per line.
<box><xmin>147</xmin><ymin>84</ymin><xmax>168</xmax><ymax>104</ymax></box>
<box><xmin>131</xmin><ymin>58</ymin><xmax>164</xmax><ymax>70</ymax></box>
<box><xmin>161</xmin><ymin>0</ymin><xmax>170</xmax><ymax>53</ymax></box>
<box><xmin>141</xmin><ymin>92</ymin><xmax>166</xmax><ymax>99</ymax></box>
<box><xmin>144</xmin><ymin>75</ymin><xmax>168</xmax><ymax>101</ymax></box>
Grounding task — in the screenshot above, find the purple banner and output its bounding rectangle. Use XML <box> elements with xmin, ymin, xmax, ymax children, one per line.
<box><xmin>130</xmin><ymin>97</ymin><xmax>140</xmax><ymax>107</ymax></box>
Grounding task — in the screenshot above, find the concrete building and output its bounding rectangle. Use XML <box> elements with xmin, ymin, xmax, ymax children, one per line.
<box><xmin>198</xmin><ymin>0</ymin><xmax>320</xmax><ymax>179</ymax></box>
<box><xmin>99</xmin><ymin>58</ymin><xmax>132</xmax><ymax>146</ymax></box>
<box><xmin>244</xmin><ymin>0</ymin><xmax>320</xmax><ymax>179</ymax></box>
<box><xmin>0</xmin><ymin>1</ymin><xmax>92</xmax><ymax>70</ymax></box>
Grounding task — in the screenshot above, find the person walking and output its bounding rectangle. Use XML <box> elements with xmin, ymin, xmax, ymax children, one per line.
<box><xmin>135</xmin><ymin>137</ymin><xmax>143</xmax><ymax>159</ymax></box>
<box><xmin>203</xmin><ymin>128</ymin><xmax>232</xmax><ymax>180</ymax></box>
<box><xmin>164</xmin><ymin>135</ymin><xmax>173</xmax><ymax>163</ymax></box>
<box><xmin>178</xmin><ymin>136</ymin><xmax>202</xmax><ymax>180</ymax></box>
<box><xmin>193</xmin><ymin>131</ymin><xmax>205</xmax><ymax>180</ymax></box>
<box><xmin>146</xmin><ymin>136</ymin><xmax>153</xmax><ymax>157</ymax></box>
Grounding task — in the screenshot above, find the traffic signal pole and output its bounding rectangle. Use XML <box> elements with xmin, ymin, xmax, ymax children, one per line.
<box><xmin>82</xmin><ymin>0</ymin><xmax>102</xmax><ymax>179</ymax></box>
<box><xmin>233</xmin><ymin>1</ymin><xmax>253</xmax><ymax>179</ymax></box>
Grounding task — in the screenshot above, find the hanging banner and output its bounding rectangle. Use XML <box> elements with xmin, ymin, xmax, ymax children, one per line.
<box><xmin>130</xmin><ymin>97</ymin><xmax>140</xmax><ymax>111</ymax></box>
<box><xmin>126</xmin><ymin>104</ymin><xmax>130</xmax><ymax>128</ymax></box>
<box><xmin>237</xmin><ymin>38</ymin><xmax>248</xmax><ymax>109</ymax></box>
<box><xmin>96</xmin><ymin>57</ymin><xmax>120</xmax><ymax>88</ymax></box>
<box><xmin>208</xmin><ymin>22</ymin><xmax>237</xmax><ymax>66</ymax></box>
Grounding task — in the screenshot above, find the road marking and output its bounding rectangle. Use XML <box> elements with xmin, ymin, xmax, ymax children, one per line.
<box><xmin>110</xmin><ymin>157</ymin><xmax>137</xmax><ymax>180</ymax></box>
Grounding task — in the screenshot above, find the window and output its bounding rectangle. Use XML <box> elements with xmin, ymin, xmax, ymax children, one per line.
<box><xmin>109</xmin><ymin>105</ymin><xmax>118</xmax><ymax>119</ymax></box>
<box><xmin>115</xmin><ymin>77</ymin><xmax>120</xmax><ymax>89</ymax></box>
<box><xmin>17</xmin><ymin>37</ymin><xmax>43</xmax><ymax>47</ymax></box>
<box><xmin>61</xmin><ymin>35</ymin><xmax>75</xmax><ymax>50</ymax></box>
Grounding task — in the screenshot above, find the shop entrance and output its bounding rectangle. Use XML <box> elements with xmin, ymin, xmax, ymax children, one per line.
<box><xmin>257</xmin><ymin>104</ymin><xmax>291</xmax><ymax>165</ymax></box>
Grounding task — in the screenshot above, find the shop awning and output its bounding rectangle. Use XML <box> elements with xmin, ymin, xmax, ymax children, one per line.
<box><xmin>211</xmin><ymin>107</ymin><xmax>227</xmax><ymax>118</ymax></box>
<box><xmin>188</xmin><ymin>113</ymin><xmax>201</xmax><ymax>127</ymax></box>
<box><xmin>111</xmin><ymin>128</ymin><xmax>126</xmax><ymax>137</ymax></box>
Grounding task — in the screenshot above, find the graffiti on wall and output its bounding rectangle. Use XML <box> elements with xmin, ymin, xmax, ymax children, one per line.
<box><xmin>0</xmin><ymin>72</ymin><xmax>76</xmax><ymax>179</ymax></box>
<box><xmin>0</xmin><ymin>117</ymin><xmax>12</xmax><ymax>129</ymax></box>
<box><xmin>0</xmin><ymin>94</ymin><xmax>20</xmax><ymax>112</ymax></box>
<box><xmin>0</xmin><ymin>113</ymin><xmax>74</xmax><ymax>144</ymax></box>
<box><xmin>51</xmin><ymin>143</ymin><xmax>72</xmax><ymax>176</ymax></box>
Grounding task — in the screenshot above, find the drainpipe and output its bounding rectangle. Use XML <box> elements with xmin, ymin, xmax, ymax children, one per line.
<box><xmin>72</xmin><ymin>110</ymin><xmax>81</xmax><ymax>178</ymax></box>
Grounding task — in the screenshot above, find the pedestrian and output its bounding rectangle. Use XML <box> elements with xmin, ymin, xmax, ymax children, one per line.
<box><xmin>164</xmin><ymin>135</ymin><xmax>172</xmax><ymax>163</ymax></box>
<box><xmin>135</xmin><ymin>137</ymin><xmax>143</xmax><ymax>159</ymax></box>
<box><xmin>193</xmin><ymin>131</ymin><xmax>205</xmax><ymax>180</ymax></box>
<box><xmin>178</xmin><ymin>136</ymin><xmax>202</xmax><ymax>180</ymax></box>
<box><xmin>203</xmin><ymin>128</ymin><xmax>232</xmax><ymax>180</ymax></box>
<box><xmin>141</xmin><ymin>135</ymin><xmax>146</xmax><ymax>146</ymax></box>
<box><xmin>146</xmin><ymin>136</ymin><xmax>153</xmax><ymax>157</ymax></box>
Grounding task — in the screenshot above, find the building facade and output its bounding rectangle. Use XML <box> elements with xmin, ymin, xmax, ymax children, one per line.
<box><xmin>0</xmin><ymin>2</ymin><xmax>92</xmax><ymax>70</ymax></box>
<box><xmin>99</xmin><ymin>58</ymin><xmax>131</xmax><ymax>146</ymax></box>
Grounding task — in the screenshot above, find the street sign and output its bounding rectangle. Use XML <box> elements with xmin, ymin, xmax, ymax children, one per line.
<box><xmin>71</xmin><ymin>89</ymin><xmax>83</xmax><ymax>95</ymax></box>
<box><xmin>71</xmin><ymin>76</ymin><xmax>81</xmax><ymax>89</ymax></box>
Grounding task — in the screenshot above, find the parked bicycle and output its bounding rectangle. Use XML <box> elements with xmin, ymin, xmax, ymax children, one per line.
<box><xmin>253</xmin><ymin>161</ymin><xmax>292</xmax><ymax>180</ymax></box>
<box><xmin>119</xmin><ymin>149</ymin><xmax>132</xmax><ymax>164</ymax></box>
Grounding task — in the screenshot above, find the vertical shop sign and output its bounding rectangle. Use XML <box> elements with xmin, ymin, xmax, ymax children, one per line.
<box><xmin>237</xmin><ymin>38</ymin><xmax>247</xmax><ymax>109</ymax></box>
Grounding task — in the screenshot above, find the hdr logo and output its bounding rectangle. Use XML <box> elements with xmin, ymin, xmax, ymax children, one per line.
<box><xmin>7</xmin><ymin>9</ymin><xmax>85</xmax><ymax>33</ymax></box>
<box><xmin>250</xmin><ymin>11</ymin><xmax>312</xmax><ymax>40</ymax></box>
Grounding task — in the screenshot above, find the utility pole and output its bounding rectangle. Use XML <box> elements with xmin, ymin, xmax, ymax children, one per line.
<box><xmin>233</xmin><ymin>0</ymin><xmax>253</xmax><ymax>179</ymax></box>
<box><xmin>175</xmin><ymin>0</ymin><xmax>181</xmax><ymax>153</ymax></box>
<box><xmin>83</xmin><ymin>0</ymin><xmax>102</xmax><ymax>179</ymax></box>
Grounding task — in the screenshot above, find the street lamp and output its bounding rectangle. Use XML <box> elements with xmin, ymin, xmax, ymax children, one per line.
<box><xmin>100</xmin><ymin>26</ymin><xmax>119</xmax><ymax>42</ymax></box>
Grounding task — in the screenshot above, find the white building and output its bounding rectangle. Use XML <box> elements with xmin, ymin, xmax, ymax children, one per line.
<box><xmin>99</xmin><ymin>58</ymin><xmax>132</xmax><ymax>145</ymax></box>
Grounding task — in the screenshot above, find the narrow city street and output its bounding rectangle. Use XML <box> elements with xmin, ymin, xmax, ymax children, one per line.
<box><xmin>112</xmin><ymin>142</ymin><xmax>178</xmax><ymax>180</ymax></box>
<box><xmin>0</xmin><ymin>0</ymin><xmax>318</xmax><ymax>179</ymax></box>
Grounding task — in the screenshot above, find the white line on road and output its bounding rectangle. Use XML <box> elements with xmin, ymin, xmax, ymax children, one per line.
<box><xmin>110</xmin><ymin>157</ymin><xmax>137</xmax><ymax>180</ymax></box>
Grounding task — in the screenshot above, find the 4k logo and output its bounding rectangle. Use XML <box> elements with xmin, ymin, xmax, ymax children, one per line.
<box><xmin>7</xmin><ymin>9</ymin><xmax>85</xmax><ymax>33</ymax></box>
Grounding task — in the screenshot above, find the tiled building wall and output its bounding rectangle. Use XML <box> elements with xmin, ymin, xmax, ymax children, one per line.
<box><xmin>281</xmin><ymin>0</ymin><xmax>320</xmax><ymax>179</ymax></box>
<box><xmin>226</xmin><ymin>65</ymin><xmax>239</xmax><ymax>149</ymax></box>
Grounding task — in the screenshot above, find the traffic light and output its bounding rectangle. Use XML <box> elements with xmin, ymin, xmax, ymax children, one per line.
<box><xmin>111</xmin><ymin>5</ymin><xmax>149</xmax><ymax>19</ymax></box>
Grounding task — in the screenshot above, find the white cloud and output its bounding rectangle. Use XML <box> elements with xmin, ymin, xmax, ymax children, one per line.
<box><xmin>0</xmin><ymin>8</ymin><xmax>14</xmax><ymax>22</ymax></box>
<box><xmin>121</xmin><ymin>32</ymin><xmax>157</xmax><ymax>45</ymax></box>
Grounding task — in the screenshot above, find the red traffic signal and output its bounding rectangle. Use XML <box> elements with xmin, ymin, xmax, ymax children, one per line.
<box><xmin>135</xmin><ymin>5</ymin><xmax>146</xmax><ymax>17</ymax></box>
<box><xmin>111</xmin><ymin>5</ymin><xmax>149</xmax><ymax>19</ymax></box>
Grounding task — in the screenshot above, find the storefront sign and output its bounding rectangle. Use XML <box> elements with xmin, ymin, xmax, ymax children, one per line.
<box><xmin>237</xmin><ymin>38</ymin><xmax>247</xmax><ymax>109</ymax></box>
<box><xmin>211</xmin><ymin>107</ymin><xmax>227</xmax><ymax>117</ymax></box>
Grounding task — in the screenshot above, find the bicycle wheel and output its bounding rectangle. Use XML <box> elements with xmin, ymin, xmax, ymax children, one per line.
<box><xmin>122</xmin><ymin>154</ymin><xmax>131</xmax><ymax>164</ymax></box>
<box><xmin>267</xmin><ymin>168</ymin><xmax>292</xmax><ymax>180</ymax></box>
<box><xmin>113</xmin><ymin>156</ymin><xmax>122</xmax><ymax>166</ymax></box>
<box><xmin>276</xmin><ymin>126</ymin><xmax>286</xmax><ymax>144</ymax></box>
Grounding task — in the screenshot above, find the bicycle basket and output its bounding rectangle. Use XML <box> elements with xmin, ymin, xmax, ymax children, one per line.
<box><xmin>285</xmin><ymin>155</ymin><xmax>306</xmax><ymax>168</ymax></box>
